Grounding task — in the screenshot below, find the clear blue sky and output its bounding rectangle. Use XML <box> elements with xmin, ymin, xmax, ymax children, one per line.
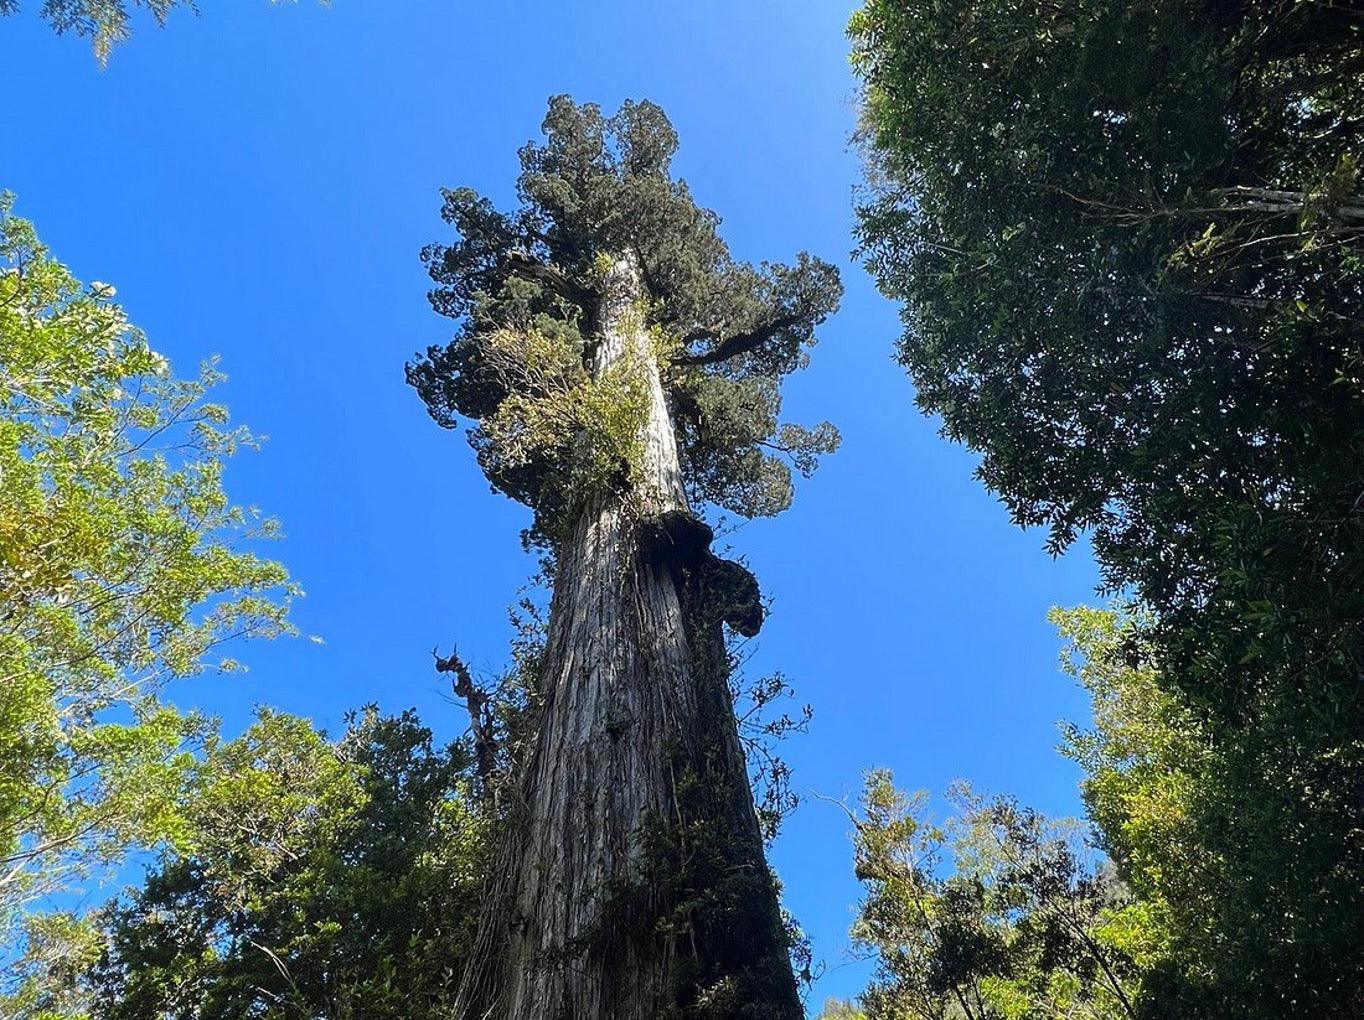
<box><xmin>3</xmin><ymin>1</ymin><xmax>1101</xmax><ymax>1009</ymax></box>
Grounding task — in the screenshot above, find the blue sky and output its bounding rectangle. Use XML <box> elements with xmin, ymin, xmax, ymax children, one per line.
<box><xmin>3</xmin><ymin>1</ymin><xmax>1101</xmax><ymax>1008</ymax></box>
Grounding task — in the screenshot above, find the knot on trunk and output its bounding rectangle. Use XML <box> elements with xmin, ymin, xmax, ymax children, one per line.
<box><xmin>639</xmin><ymin>509</ymin><xmax>713</xmax><ymax>563</ymax></box>
<box><xmin>706</xmin><ymin>558</ymin><xmax>763</xmax><ymax>638</ymax></box>
<box><xmin>638</xmin><ymin>510</ymin><xmax>764</xmax><ymax>637</ymax></box>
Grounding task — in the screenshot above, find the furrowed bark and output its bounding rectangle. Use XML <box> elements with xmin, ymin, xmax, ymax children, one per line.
<box><xmin>454</xmin><ymin>256</ymin><xmax>801</xmax><ymax>1020</ymax></box>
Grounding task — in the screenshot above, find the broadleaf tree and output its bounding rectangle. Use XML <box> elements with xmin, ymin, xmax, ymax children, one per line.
<box><xmin>407</xmin><ymin>96</ymin><xmax>841</xmax><ymax>1019</ymax></box>
<box><xmin>847</xmin><ymin>772</ymin><xmax>1140</xmax><ymax>1020</ymax></box>
<box><xmin>0</xmin><ymin>196</ymin><xmax>293</xmax><ymax>1012</ymax></box>
<box><xmin>850</xmin><ymin>2</ymin><xmax>1364</xmax><ymax>1013</ymax></box>
<box><xmin>0</xmin><ymin>0</ymin><xmax>314</xmax><ymax>63</ymax></box>
<box><xmin>88</xmin><ymin>707</ymin><xmax>489</xmax><ymax>1020</ymax></box>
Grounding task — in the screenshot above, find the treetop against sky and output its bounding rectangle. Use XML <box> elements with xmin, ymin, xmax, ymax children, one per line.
<box><xmin>0</xmin><ymin>0</ymin><xmax>1101</xmax><ymax>1009</ymax></box>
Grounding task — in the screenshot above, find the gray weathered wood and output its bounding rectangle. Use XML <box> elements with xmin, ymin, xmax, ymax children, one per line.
<box><xmin>454</xmin><ymin>256</ymin><xmax>800</xmax><ymax>1020</ymax></box>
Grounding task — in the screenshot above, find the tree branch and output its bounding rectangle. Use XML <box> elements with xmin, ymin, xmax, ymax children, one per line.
<box><xmin>505</xmin><ymin>251</ymin><xmax>595</xmax><ymax>309</ymax></box>
<box><xmin>673</xmin><ymin>313</ymin><xmax>805</xmax><ymax>367</ymax></box>
<box><xmin>433</xmin><ymin>645</ymin><xmax>498</xmax><ymax>796</ymax></box>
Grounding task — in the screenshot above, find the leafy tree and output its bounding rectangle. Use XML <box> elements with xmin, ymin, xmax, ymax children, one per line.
<box><xmin>1051</xmin><ymin>604</ymin><xmax>1321</xmax><ymax>1018</ymax></box>
<box><xmin>851</xmin><ymin>2</ymin><xmax>1364</xmax><ymax>1013</ymax></box>
<box><xmin>409</xmin><ymin>96</ymin><xmax>842</xmax><ymax>549</ymax></box>
<box><xmin>0</xmin><ymin>0</ymin><xmax>313</xmax><ymax>63</ymax></box>
<box><xmin>0</xmin><ymin>197</ymin><xmax>292</xmax><ymax>1011</ymax></box>
<box><xmin>842</xmin><ymin>605</ymin><xmax>1348</xmax><ymax>1020</ymax></box>
<box><xmin>88</xmin><ymin>707</ymin><xmax>488</xmax><ymax>1020</ymax></box>
<box><xmin>847</xmin><ymin>772</ymin><xmax>1140</xmax><ymax>1020</ymax></box>
<box><xmin>0</xmin><ymin>0</ymin><xmax>182</xmax><ymax>60</ymax></box>
<box><xmin>408</xmin><ymin>96</ymin><xmax>841</xmax><ymax>1018</ymax></box>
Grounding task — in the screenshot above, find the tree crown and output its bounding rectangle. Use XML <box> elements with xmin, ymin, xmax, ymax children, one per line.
<box><xmin>408</xmin><ymin>97</ymin><xmax>842</xmax><ymax>545</ymax></box>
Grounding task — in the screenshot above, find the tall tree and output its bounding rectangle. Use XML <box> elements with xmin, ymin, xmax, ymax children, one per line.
<box><xmin>851</xmin><ymin>2</ymin><xmax>1364</xmax><ymax>1013</ymax></box>
<box><xmin>408</xmin><ymin>96</ymin><xmax>841</xmax><ymax>1018</ymax></box>
<box><xmin>0</xmin><ymin>197</ymin><xmax>293</xmax><ymax>1013</ymax></box>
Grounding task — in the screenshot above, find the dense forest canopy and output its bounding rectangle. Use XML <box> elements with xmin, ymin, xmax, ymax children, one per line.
<box><xmin>852</xmin><ymin>0</ymin><xmax>1364</xmax><ymax>1015</ymax></box>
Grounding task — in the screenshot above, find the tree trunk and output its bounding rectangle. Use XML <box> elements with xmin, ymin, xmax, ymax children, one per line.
<box><xmin>454</xmin><ymin>257</ymin><xmax>802</xmax><ymax>1020</ymax></box>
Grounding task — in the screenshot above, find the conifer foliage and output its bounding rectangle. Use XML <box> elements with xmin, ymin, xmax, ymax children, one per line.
<box><xmin>408</xmin><ymin>95</ymin><xmax>842</xmax><ymax>547</ymax></box>
<box><xmin>408</xmin><ymin>97</ymin><xmax>841</xmax><ymax>1019</ymax></box>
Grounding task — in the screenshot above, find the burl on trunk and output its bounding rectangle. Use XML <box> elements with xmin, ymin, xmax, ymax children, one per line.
<box><xmin>407</xmin><ymin>97</ymin><xmax>841</xmax><ymax>1019</ymax></box>
<box><xmin>455</xmin><ymin>259</ymin><xmax>799</xmax><ymax>1019</ymax></box>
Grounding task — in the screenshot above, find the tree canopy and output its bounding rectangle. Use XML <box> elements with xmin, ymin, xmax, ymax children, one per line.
<box><xmin>848</xmin><ymin>771</ymin><xmax>1139</xmax><ymax>1020</ymax></box>
<box><xmin>407</xmin><ymin>96</ymin><xmax>842</xmax><ymax>546</ymax></box>
<box><xmin>89</xmin><ymin>708</ymin><xmax>488</xmax><ymax>1020</ymax></box>
<box><xmin>0</xmin><ymin>0</ymin><xmax>323</xmax><ymax>62</ymax></box>
<box><xmin>1050</xmin><ymin>603</ymin><xmax>1359</xmax><ymax>1018</ymax></box>
<box><xmin>0</xmin><ymin>197</ymin><xmax>294</xmax><ymax>1015</ymax></box>
<box><xmin>852</xmin><ymin>3</ymin><xmax>1364</xmax><ymax>1013</ymax></box>
<box><xmin>851</xmin><ymin>0</ymin><xmax>1363</xmax><ymax>709</ymax></box>
<box><xmin>2</xmin><ymin>0</ymin><xmax>194</xmax><ymax>61</ymax></box>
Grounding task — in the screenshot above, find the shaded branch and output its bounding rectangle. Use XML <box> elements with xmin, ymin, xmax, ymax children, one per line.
<box><xmin>673</xmin><ymin>313</ymin><xmax>805</xmax><ymax>367</ymax></box>
<box><xmin>505</xmin><ymin>251</ymin><xmax>595</xmax><ymax>309</ymax></box>
<box><xmin>432</xmin><ymin>645</ymin><xmax>497</xmax><ymax>795</ymax></box>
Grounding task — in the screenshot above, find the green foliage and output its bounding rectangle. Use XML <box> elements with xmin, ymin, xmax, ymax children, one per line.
<box><xmin>1053</xmin><ymin>607</ymin><xmax>1195</xmax><ymax>972</ymax></box>
<box><xmin>469</xmin><ymin>323</ymin><xmax>652</xmax><ymax>531</ymax></box>
<box><xmin>0</xmin><ymin>195</ymin><xmax>294</xmax><ymax>1013</ymax></box>
<box><xmin>845</xmin><ymin>605</ymin><xmax>1357</xmax><ymax>1020</ymax></box>
<box><xmin>88</xmin><ymin>707</ymin><xmax>488</xmax><ymax>1020</ymax></box>
<box><xmin>816</xmin><ymin>999</ymin><xmax>866</xmax><ymax>1020</ymax></box>
<box><xmin>1052</xmin><ymin>604</ymin><xmax>1364</xmax><ymax>1017</ymax></box>
<box><xmin>407</xmin><ymin>96</ymin><xmax>843</xmax><ymax>544</ymax></box>
<box><xmin>0</xmin><ymin>0</ymin><xmax>314</xmax><ymax>63</ymax></box>
<box><xmin>852</xmin><ymin>2</ymin><xmax>1364</xmax><ymax>1013</ymax></box>
<box><xmin>848</xmin><ymin>771</ymin><xmax>1139</xmax><ymax>1020</ymax></box>
<box><xmin>0</xmin><ymin>0</ymin><xmax>187</xmax><ymax>62</ymax></box>
<box><xmin>733</xmin><ymin>669</ymin><xmax>811</xmax><ymax>846</ymax></box>
<box><xmin>3</xmin><ymin>912</ymin><xmax>106</xmax><ymax>1020</ymax></box>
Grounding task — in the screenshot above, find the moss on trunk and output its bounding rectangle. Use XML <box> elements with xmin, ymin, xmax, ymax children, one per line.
<box><xmin>452</xmin><ymin>258</ymin><xmax>800</xmax><ymax>1020</ymax></box>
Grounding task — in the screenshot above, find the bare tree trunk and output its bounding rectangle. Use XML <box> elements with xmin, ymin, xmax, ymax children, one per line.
<box><xmin>455</xmin><ymin>257</ymin><xmax>801</xmax><ymax>1020</ymax></box>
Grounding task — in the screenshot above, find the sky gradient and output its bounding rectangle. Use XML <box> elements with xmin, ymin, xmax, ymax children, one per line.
<box><xmin>3</xmin><ymin>1</ymin><xmax>1102</xmax><ymax>1008</ymax></box>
